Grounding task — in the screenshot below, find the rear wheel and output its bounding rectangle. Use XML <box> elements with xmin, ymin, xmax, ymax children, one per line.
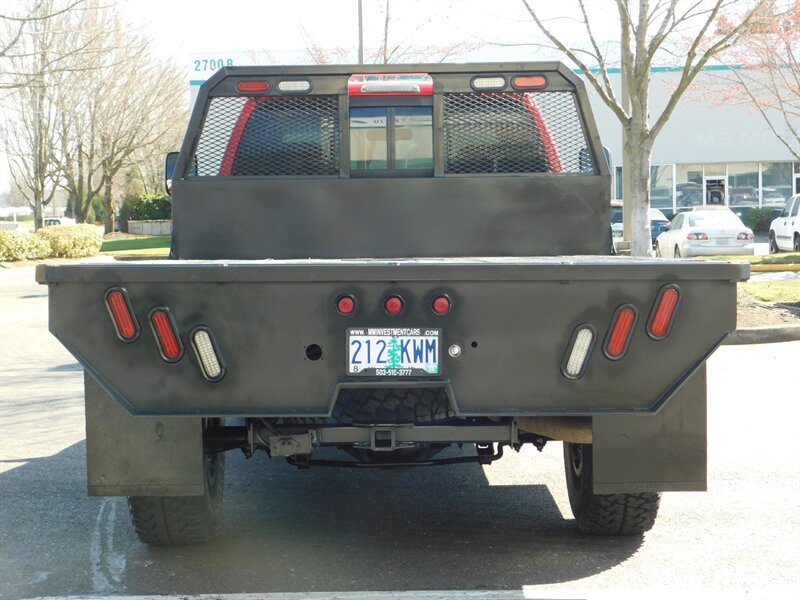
<box><xmin>563</xmin><ymin>442</ymin><xmax>660</xmax><ymax>536</ymax></box>
<box><xmin>673</xmin><ymin>245</ymin><xmax>681</xmax><ymax>258</ymax></box>
<box><xmin>128</xmin><ymin>450</ymin><xmax>225</xmax><ymax>545</ymax></box>
<box><xmin>769</xmin><ymin>232</ymin><xmax>780</xmax><ymax>254</ymax></box>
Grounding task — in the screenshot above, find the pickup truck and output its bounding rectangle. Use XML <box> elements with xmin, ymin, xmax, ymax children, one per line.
<box><xmin>37</xmin><ymin>63</ymin><xmax>748</xmax><ymax>545</ymax></box>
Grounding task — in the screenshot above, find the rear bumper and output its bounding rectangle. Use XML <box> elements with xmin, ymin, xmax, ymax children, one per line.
<box><xmin>38</xmin><ymin>257</ymin><xmax>747</xmax><ymax>417</ymax></box>
<box><xmin>683</xmin><ymin>243</ymin><xmax>754</xmax><ymax>257</ymax></box>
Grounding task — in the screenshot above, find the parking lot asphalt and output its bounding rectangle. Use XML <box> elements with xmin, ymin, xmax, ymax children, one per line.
<box><xmin>1</xmin><ymin>266</ymin><xmax>799</xmax><ymax>600</ymax></box>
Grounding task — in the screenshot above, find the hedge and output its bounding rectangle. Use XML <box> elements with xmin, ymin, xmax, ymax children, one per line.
<box><xmin>0</xmin><ymin>224</ymin><xmax>102</xmax><ymax>261</ymax></box>
<box><xmin>745</xmin><ymin>207</ymin><xmax>777</xmax><ymax>233</ymax></box>
<box><xmin>119</xmin><ymin>194</ymin><xmax>171</xmax><ymax>232</ymax></box>
<box><xmin>0</xmin><ymin>231</ymin><xmax>52</xmax><ymax>261</ymax></box>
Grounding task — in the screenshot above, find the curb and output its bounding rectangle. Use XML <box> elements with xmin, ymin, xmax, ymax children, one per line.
<box><xmin>749</xmin><ymin>264</ymin><xmax>800</xmax><ymax>272</ymax></box>
<box><xmin>724</xmin><ymin>325</ymin><xmax>800</xmax><ymax>345</ymax></box>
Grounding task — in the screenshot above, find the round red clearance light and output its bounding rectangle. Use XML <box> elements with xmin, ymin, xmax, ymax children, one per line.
<box><xmin>432</xmin><ymin>295</ymin><xmax>451</xmax><ymax>316</ymax></box>
<box><xmin>336</xmin><ymin>295</ymin><xmax>356</xmax><ymax>316</ymax></box>
<box><xmin>384</xmin><ymin>295</ymin><xmax>404</xmax><ymax>316</ymax></box>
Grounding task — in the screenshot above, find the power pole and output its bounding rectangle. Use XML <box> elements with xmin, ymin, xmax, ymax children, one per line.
<box><xmin>358</xmin><ymin>0</ymin><xmax>364</xmax><ymax>64</ymax></box>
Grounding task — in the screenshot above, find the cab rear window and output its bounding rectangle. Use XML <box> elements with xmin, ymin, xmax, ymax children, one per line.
<box><xmin>350</xmin><ymin>107</ymin><xmax>433</xmax><ymax>172</ymax></box>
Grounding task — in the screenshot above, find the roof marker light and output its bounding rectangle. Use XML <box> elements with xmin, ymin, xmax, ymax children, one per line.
<box><xmin>278</xmin><ymin>80</ymin><xmax>311</xmax><ymax>93</ymax></box>
<box><xmin>104</xmin><ymin>288</ymin><xmax>140</xmax><ymax>343</ymax></box>
<box><xmin>511</xmin><ymin>75</ymin><xmax>547</xmax><ymax>89</ymax></box>
<box><xmin>604</xmin><ymin>305</ymin><xmax>638</xmax><ymax>360</ymax></box>
<box><xmin>471</xmin><ymin>76</ymin><xmax>506</xmax><ymax>91</ymax></box>
<box><xmin>236</xmin><ymin>81</ymin><xmax>270</xmax><ymax>93</ymax></box>
<box><xmin>191</xmin><ymin>327</ymin><xmax>225</xmax><ymax>382</ymax></box>
<box><xmin>562</xmin><ymin>324</ymin><xmax>596</xmax><ymax>379</ymax></box>
<box><xmin>149</xmin><ymin>307</ymin><xmax>183</xmax><ymax>363</ymax></box>
<box><xmin>647</xmin><ymin>285</ymin><xmax>681</xmax><ymax>340</ymax></box>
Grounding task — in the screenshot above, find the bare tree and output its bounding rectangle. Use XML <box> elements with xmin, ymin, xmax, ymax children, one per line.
<box><xmin>296</xmin><ymin>0</ymin><xmax>480</xmax><ymax>65</ymax></box>
<box><xmin>1</xmin><ymin>0</ymin><xmax>79</xmax><ymax>228</ymax></box>
<box><xmin>49</xmin><ymin>3</ymin><xmax>187</xmax><ymax>229</ymax></box>
<box><xmin>519</xmin><ymin>0</ymin><xmax>769</xmax><ymax>256</ymax></box>
<box><xmin>715</xmin><ymin>2</ymin><xmax>799</xmax><ymax>160</ymax></box>
<box><xmin>0</xmin><ymin>0</ymin><xmax>100</xmax><ymax>92</ymax></box>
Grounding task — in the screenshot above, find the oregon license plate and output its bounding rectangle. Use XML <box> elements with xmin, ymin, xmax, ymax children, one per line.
<box><xmin>347</xmin><ymin>328</ymin><xmax>441</xmax><ymax>376</ymax></box>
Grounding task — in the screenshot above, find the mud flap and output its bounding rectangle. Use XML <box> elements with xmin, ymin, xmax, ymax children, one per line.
<box><xmin>84</xmin><ymin>373</ymin><xmax>205</xmax><ymax>496</ymax></box>
<box><xmin>591</xmin><ymin>364</ymin><xmax>707</xmax><ymax>494</ymax></box>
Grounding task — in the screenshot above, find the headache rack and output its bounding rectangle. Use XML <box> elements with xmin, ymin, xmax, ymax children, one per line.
<box><xmin>179</xmin><ymin>62</ymin><xmax>605</xmax><ymax>180</ymax></box>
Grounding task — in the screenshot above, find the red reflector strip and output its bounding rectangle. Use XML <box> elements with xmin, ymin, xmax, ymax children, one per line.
<box><xmin>647</xmin><ymin>285</ymin><xmax>681</xmax><ymax>340</ymax></box>
<box><xmin>104</xmin><ymin>288</ymin><xmax>139</xmax><ymax>342</ymax></box>
<box><xmin>512</xmin><ymin>75</ymin><xmax>547</xmax><ymax>89</ymax></box>
<box><xmin>149</xmin><ymin>308</ymin><xmax>183</xmax><ymax>362</ymax></box>
<box><xmin>604</xmin><ymin>305</ymin><xmax>637</xmax><ymax>360</ymax></box>
<box><xmin>236</xmin><ymin>80</ymin><xmax>270</xmax><ymax>93</ymax></box>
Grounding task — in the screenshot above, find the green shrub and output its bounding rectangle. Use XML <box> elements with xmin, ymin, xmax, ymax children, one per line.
<box><xmin>745</xmin><ymin>207</ymin><xmax>776</xmax><ymax>233</ymax></box>
<box><xmin>90</xmin><ymin>196</ymin><xmax>105</xmax><ymax>223</ymax></box>
<box><xmin>36</xmin><ymin>224</ymin><xmax>102</xmax><ymax>258</ymax></box>
<box><xmin>118</xmin><ymin>193</ymin><xmax>171</xmax><ymax>233</ymax></box>
<box><xmin>127</xmin><ymin>194</ymin><xmax>172</xmax><ymax>221</ymax></box>
<box><xmin>0</xmin><ymin>230</ymin><xmax>52</xmax><ymax>261</ymax></box>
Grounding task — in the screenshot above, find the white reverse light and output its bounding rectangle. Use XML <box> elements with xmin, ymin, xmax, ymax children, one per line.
<box><xmin>471</xmin><ymin>76</ymin><xmax>506</xmax><ymax>90</ymax></box>
<box><xmin>563</xmin><ymin>325</ymin><xmax>595</xmax><ymax>379</ymax></box>
<box><xmin>278</xmin><ymin>80</ymin><xmax>311</xmax><ymax>93</ymax></box>
<box><xmin>191</xmin><ymin>327</ymin><xmax>225</xmax><ymax>382</ymax></box>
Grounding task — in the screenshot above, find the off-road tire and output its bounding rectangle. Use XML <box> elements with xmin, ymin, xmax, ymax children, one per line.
<box><xmin>332</xmin><ymin>387</ymin><xmax>452</xmax><ymax>424</ymax></box>
<box><xmin>564</xmin><ymin>442</ymin><xmax>660</xmax><ymax>536</ymax></box>
<box><xmin>128</xmin><ymin>451</ymin><xmax>224</xmax><ymax>545</ymax></box>
<box><xmin>769</xmin><ymin>232</ymin><xmax>780</xmax><ymax>254</ymax></box>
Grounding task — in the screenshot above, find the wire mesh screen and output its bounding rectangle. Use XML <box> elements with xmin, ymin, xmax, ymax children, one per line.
<box><xmin>193</xmin><ymin>95</ymin><xmax>340</xmax><ymax>176</ymax></box>
<box><xmin>442</xmin><ymin>92</ymin><xmax>590</xmax><ymax>174</ymax></box>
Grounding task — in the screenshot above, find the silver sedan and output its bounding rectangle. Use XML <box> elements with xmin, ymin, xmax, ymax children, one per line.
<box><xmin>656</xmin><ymin>208</ymin><xmax>755</xmax><ymax>258</ymax></box>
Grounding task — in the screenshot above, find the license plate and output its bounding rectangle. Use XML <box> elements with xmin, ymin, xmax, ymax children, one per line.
<box><xmin>347</xmin><ymin>328</ymin><xmax>440</xmax><ymax>376</ymax></box>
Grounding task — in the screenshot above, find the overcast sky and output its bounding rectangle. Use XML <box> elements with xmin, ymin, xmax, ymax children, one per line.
<box><xmin>119</xmin><ymin>0</ymin><xmax>604</xmax><ymax>73</ymax></box>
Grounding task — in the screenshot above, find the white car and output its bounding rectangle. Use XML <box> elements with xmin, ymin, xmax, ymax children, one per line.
<box><xmin>769</xmin><ymin>194</ymin><xmax>800</xmax><ymax>253</ymax></box>
<box><xmin>655</xmin><ymin>207</ymin><xmax>754</xmax><ymax>258</ymax></box>
<box><xmin>43</xmin><ymin>216</ymin><xmax>76</xmax><ymax>226</ymax></box>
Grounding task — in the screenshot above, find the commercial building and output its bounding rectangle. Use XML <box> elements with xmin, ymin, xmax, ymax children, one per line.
<box><xmin>587</xmin><ymin>67</ymin><xmax>799</xmax><ymax>219</ymax></box>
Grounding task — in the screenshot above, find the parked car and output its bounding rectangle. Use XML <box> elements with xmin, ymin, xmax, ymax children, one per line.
<box><xmin>610</xmin><ymin>200</ymin><xmax>623</xmax><ymax>243</ymax></box>
<box><xmin>43</xmin><ymin>217</ymin><xmax>76</xmax><ymax>227</ymax></box>
<box><xmin>655</xmin><ymin>207</ymin><xmax>754</xmax><ymax>258</ymax></box>
<box><xmin>769</xmin><ymin>194</ymin><xmax>800</xmax><ymax>253</ymax></box>
<box><xmin>648</xmin><ymin>208</ymin><xmax>670</xmax><ymax>246</ymax></box>
<box><xmin>610</xmin><ymin>202</ymin><xmax>670</xmax><ymax>248</ymax></box>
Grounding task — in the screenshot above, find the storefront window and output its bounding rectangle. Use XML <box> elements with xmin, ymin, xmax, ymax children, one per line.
<box><xmin>676</xmin><ymin>164</ymin><xmax>703</xmax><ymax>208</ymax></box>
<box><xmin>761</xmin><ymin>162</ymin><xmax>793</xmax><ymax>207</ymax></box>
<box><xmin>650</xmin><ymin>165</ymin><xmax>673</xmax><ymax>211</ymax></box>
<box><xmin>728</xmin><ymin>163</ymin><xmax>759</xmax><ymax>206</ymax></box>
